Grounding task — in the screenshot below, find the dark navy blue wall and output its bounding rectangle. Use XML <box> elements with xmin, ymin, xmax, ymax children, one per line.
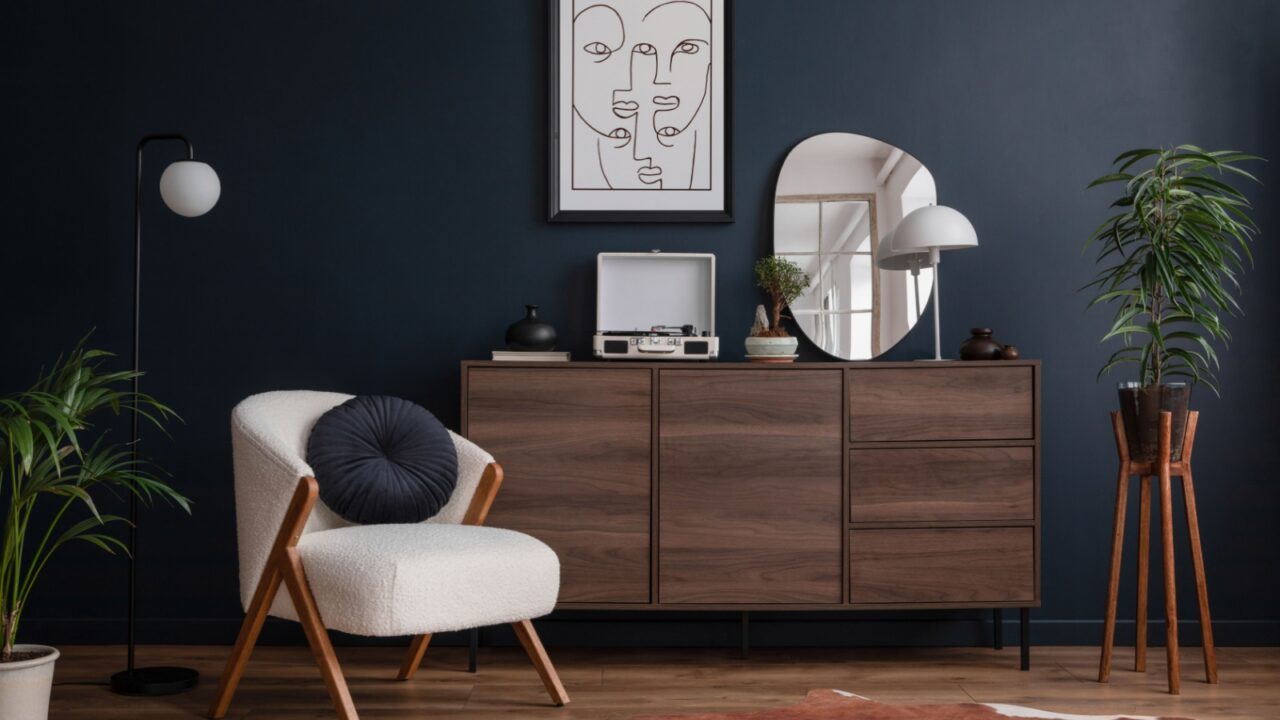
<box><xmin>2</xmin><ymin>0</ymin><xmax>1277</xmax><ymax>647</ymax></box>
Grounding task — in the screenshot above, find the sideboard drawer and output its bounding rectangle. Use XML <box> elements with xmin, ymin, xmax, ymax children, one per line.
<box><xmin>850</xmin><ymin>527</ymin><xmax>1034</xmax><ymax>604</ymax></box>
<box><xmin>850</xmin><ymin>447</ymin><xmax>1034</xmax><ymax>523</ymax></box>
<box><xmin>849</xmin><ymin>366</ymin><xmax>1034</xmax><ymax>442</ymax></box>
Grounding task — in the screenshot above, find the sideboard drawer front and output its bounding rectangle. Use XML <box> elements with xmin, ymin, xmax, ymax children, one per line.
<box><xmin>848</xmin><ymin>367</ymin><xmax>1033</xmax><ymax>442</ymax></box>
<box><xmin>468</xmin><ymin>368</ymin><xmax>652</xmax><ymax>604</ymax></box>
<box><xmin>850</xmin><ymin>527</ymin><xmax>1034</xmax><ymax>604</ymax></box>
<box><xmin>850</xmin><ymin>447</ymin><xmax>1034</xmax><ymax>523</ymax></box>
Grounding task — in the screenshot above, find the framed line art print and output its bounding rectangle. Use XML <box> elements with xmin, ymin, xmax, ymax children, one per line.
<box><xmin>548</xmin><ymin>0</ymin><xmax>732</xmax><ymax>222</ymax></box>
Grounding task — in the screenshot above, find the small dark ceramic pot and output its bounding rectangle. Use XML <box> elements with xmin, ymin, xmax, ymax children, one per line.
<box><xmin>959</xmin><ymin>328</ymin><xmax>1004</xmax><ymax>360</ymax></box>
<box><xmin>1117</xmin><ymin>382</ymin><xmax>1190</xmax><ymax>462</ymax></box>
<box><xmin>1000</xmin><ymin>344</ymin><xmax>1020</xmax><ymax>360</ymax></box>
<box><xmin>505</xmin><ymin>305</ymin><xmax>557</xmax><ymax>351</ymax></box>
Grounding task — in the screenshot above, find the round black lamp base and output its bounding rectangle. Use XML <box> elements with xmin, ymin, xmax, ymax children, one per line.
<box><xmin>110</xmin><ymin>666</ymin><xmax>199</xmax><ymax>696</ymax></box>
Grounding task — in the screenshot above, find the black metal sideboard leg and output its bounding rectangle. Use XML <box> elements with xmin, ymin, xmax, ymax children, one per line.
<box><xmin>1020</xmin><ymin>608</ymin><xmax>1030</xmax><ymax>671</ymax></box>
<box><xmin>468</xmin><ymin>628</ymin><xmax>479</xmax><ymax>673</ymax></box>
<box><xmin>994</xmin><ymin>608</ymin><xmax>1004</xmax><ymax>650</ymax></box>
<box><xmin>741</xmin><ymin>612</ymin><xmax>750</xmax><ymax>659</ymax></box>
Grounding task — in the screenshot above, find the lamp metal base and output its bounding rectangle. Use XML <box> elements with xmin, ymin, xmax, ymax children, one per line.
<box><xmin>110</xmin><ymin>666</ymin><xmax>199</xmax><ymax>696</ymax></box>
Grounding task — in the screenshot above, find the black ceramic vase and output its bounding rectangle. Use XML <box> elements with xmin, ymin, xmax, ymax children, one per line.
<box><xmin>959</xmin><ymin>328</ymin><xmax>1004</xmax><ymax>360</ymax></box>
<box><xmin>505</xmin><ymin>305</ymin><xmax>557</xmax><ymax>351</ymax></box>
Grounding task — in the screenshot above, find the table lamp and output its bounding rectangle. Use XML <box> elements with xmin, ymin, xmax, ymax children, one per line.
<box><xmin>889</xmin><ymin>205</ymin><xmax>978</xmax><ymax>360</ymax></box>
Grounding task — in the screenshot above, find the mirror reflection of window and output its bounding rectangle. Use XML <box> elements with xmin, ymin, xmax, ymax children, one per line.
<box><xmin>776</xmin><ymin>196</ymin><xmax>877</xmax><ymax>358</ymax></box>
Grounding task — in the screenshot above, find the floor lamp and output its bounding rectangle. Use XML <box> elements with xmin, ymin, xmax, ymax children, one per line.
<box><xmin>888</xmin><ymin>206</ymin><xmax>978</xmax><ymax>361</ymax></box>
<box><xmin>109</xmin><ymin>135</ymin><xmax>221</xmax><ymax>696</ymax></box>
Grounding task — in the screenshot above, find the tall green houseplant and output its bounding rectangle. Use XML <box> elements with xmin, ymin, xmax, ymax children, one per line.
<box><xmin>0</xmin><ymin>342</ymin><xmax>188</xmax><ymax>662</ymax></box>
<box><xmin>1085</xmin><ymin>145</ymin><xmax>1262</xmax><ymax>458</ymax></box>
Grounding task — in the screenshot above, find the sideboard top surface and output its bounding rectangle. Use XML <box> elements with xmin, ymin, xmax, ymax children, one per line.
<box><xmin>464</xmin><ymin>359</ymin><xmax>1040</xmax><ymax>370</ymax></box>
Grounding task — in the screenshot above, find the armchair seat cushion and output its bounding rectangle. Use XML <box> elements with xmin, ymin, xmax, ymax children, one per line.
<box><xmin>269</xmin><ymin>524</ymin><xmax>560</xmax><ymax>636</ymax></box>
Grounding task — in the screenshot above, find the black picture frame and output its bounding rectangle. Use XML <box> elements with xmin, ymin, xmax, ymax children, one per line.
<box><xmin>547</xmin><ymin>0</ymin><xmax>733</xmax><ymax>223</ymax></box>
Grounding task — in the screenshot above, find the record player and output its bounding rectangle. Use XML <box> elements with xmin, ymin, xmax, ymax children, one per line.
<box><xmin>592</xmin><ymin>252</ymin><xmax>719</xmax><ymax>360</ymax></box>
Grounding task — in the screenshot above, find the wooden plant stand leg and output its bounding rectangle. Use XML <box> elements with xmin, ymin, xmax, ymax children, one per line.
<box><xmin>1157</xmin><ymin>412</ymin><xmax>1180</xmax><ymax>695</ymax></box>
<box><xmin>397</xmin><ymin>463</ymin><xmax>503</xmax><ymax>680</ymax></box>
<box><xmin>210</xmin><ymin>477</ymin><xmax>357</xmax><ymax>719</ymax></box>
<box><xmin>1178</xmin><ymin>412</ymin><xmax>1218</xmax><ymax>684</ymax></box>
<box><xmin>1135</xmin><ymin>475</ymin><xmax>1151</xmax><ymax>672</ymax></box>
<box><xmin>1098</xmin><ymin>412</ymin><xmax>1130</xmax><ymax>683</ymax></box>
<box><xmin>512</xmin><ymin>619</ymin><xmax>570</xmax><ymax>706</ymax></box>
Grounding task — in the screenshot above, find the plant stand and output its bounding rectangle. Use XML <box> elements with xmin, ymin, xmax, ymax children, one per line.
<box><xmin>1097</xmin><ymin>410</ymin><xmax>1217</xmax><ymax>694</ymax></box>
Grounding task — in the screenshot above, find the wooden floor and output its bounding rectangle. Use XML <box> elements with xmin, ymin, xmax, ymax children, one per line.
<box><xmin>49</xmin><ymin>645</ymin><xmax>1278</xmax><ymax>719</ymax></box>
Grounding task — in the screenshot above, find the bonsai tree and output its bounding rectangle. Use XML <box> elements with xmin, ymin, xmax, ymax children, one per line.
<box><xmin>1085</xmin><ymin>145</ymin><xmax>1263</xmax><ymax>394</ymax></box>
<box><xmin>1</xmin><ymin>340</ymin><xmax>188</xmax><ymax>662</ymax></box>
<box><xmin>752</xmin><ymin>256</ymin><xmax>811</xmax><ymax>337</ymax></box>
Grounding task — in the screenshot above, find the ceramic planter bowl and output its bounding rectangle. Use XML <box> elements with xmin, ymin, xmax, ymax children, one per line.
<box><xmin>745</xmin><ymin>336</ymin><xmax>798</xmax><ymax>358</ymax></box>
<box><xmin>0</xmin><ymin>645</ymin><xmax>59</xmax><ymax>720</ymax></box>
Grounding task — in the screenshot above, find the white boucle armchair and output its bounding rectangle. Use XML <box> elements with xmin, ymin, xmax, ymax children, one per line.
<box><xmin>208</xmin><ymin>391</ymin><xmax>568</xmax><ymax>720</ymax></box>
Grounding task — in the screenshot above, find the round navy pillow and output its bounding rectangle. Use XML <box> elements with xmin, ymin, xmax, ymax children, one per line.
<box><xmin>306</xmin><ymin>395</ymin><xmax>458</xmax><ymax>524</ymax></box>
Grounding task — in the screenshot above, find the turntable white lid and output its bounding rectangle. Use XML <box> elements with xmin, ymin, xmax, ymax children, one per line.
<box><xmin>597</xmin><ymin>252</ymin><xmax>715</xmax><ymax>335</ymax></box>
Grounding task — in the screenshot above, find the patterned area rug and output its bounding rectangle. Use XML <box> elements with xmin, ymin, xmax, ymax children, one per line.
<box><xmin>630</xmin><ymin>689</ymin><xmax>1192</xmax><ymax>720</ymax></box>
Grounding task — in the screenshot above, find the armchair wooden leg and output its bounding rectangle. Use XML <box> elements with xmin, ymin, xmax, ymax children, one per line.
<box><xmin>284</xmin><ymin>548</ymin><xmax>359</xmax><ymax>719</ymax></box>
<box><xmin>208</xmin><ymin>565</ymin><xmax>283</xmax><ymax>718</ymax></box>
<box><xmin>394</xmin><ymin>465</ymin><xmax>506</xmax><ymax>684</ymax></box>
<box><xmin>210</xmin><ymin>476</ymin><xmax>328</xmax><ymax>719</ymax></box>
<box><xmin>397</xmin><ymin>634</ymin><xmax>433</xmax><ymax>681</ymax></box>
<box><xmin>511</xmin><ymin>619</ymin><xmax>570</xmax><ymax>706</ymax></box>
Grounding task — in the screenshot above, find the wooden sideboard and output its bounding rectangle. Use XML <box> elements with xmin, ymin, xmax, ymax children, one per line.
<box><xmin>463</xmin><ymin>360</ymin><xmax>1040</xmax><ymax>662</ymax></box>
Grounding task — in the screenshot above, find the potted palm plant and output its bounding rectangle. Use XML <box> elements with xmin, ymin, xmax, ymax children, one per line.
<box><xmin>746</xmin><ymin>255</ymin><xmax>811</xmax><ymax>362</ymax></box>
<box><xmin>0</xmin><ymin>341</ymin><xmax>187</xmax><ymax>720</ymax></box>
<box><xmin>1085</xmin><ymin>145</ymin><xmax>1263</xmax><ymax>460</ymax></box>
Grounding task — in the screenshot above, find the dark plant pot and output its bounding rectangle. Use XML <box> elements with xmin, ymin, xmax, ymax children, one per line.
<box><xmin>505</xmin><ymin>305</ymin><xmax>557</xmax><ymax>351</ymax></box>
<box><xmin>1117</xmin><ymin>382</ymin><xmax>1191</xmax><ymax>462</ymax></box>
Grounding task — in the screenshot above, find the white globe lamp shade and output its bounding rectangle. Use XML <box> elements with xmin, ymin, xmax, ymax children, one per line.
<box><xmin>159</xmin><ymin>160</ymin><xmax>221</xmax><ymax>217</ymax></box>
<box><xmin>891</xmin><ymin>205</ymin><xmax>978</xmax><ymax>259</ymax></box>
<box><xmin>874</xmin><ymin>227</ymin><xmax>932</xmax><ymax>272</ymax></box>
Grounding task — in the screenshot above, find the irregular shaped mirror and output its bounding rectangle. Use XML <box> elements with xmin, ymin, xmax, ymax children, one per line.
<box><xmin>774</xmin><ymin>132</ymin><xmax>937</xmax><ymax>359</ymax></box>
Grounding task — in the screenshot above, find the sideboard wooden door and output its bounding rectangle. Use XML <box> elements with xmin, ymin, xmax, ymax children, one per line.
<box><xmin>466</xmin><ymin>367</ymin><xmax>652</xmax><ymax>603</ymax></box>
<box><xmin>658</xmin><ymin>370</ymin><xmax>843</xmax><ymax>604</ymax></box>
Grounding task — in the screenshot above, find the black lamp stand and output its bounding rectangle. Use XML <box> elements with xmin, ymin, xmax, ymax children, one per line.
<box><xmin>109</xmin><ymin>134</ymin><xmax>201</xmax><ymax>697</ymax></box>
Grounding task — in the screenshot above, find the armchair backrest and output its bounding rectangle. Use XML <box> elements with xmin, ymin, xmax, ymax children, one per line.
<box><xmin>229</xmin><ymin>390</ymin><xmax>494</xmax><ymax>610</ymax></box>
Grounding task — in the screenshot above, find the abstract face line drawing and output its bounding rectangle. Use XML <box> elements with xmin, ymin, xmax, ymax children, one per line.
<box><xmin>571</xmin><ymin>0</ymin><xmax>713</xmax><ymax>191</ymax></box>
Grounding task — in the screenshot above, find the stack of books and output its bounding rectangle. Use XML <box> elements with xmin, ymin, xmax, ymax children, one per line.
<box><xmin>491</xmin><ymin>350</ymin><xmax>571</xmax><ymax>362</ymax></box>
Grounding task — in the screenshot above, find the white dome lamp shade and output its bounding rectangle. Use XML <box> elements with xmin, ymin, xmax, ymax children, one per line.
<box><xmin>889</xmin><ymin>205</ymin><xmax>978</xmax><ymax>360</ymax></box>
<box><xmin>158</xmin><ymin>160</ymin><xmax>220</xmax><ymax>217</ymax></box>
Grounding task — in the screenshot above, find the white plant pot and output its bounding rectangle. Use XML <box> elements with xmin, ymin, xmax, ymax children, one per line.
<box><xmin>744</xmin><ymin>336</ymin><xmax>798</xmax><ymax>357</ymax></box>
<box><xmin>0</xmin><ymin>645</ymin><xmax>59</xmax><ymax>720</ymax></box>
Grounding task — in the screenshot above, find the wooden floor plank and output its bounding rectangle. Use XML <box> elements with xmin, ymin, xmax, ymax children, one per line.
<box><xmin>46</xmin><ymin>645</ymin><xmax>1279</xmax><ymax>719</ymax></box>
